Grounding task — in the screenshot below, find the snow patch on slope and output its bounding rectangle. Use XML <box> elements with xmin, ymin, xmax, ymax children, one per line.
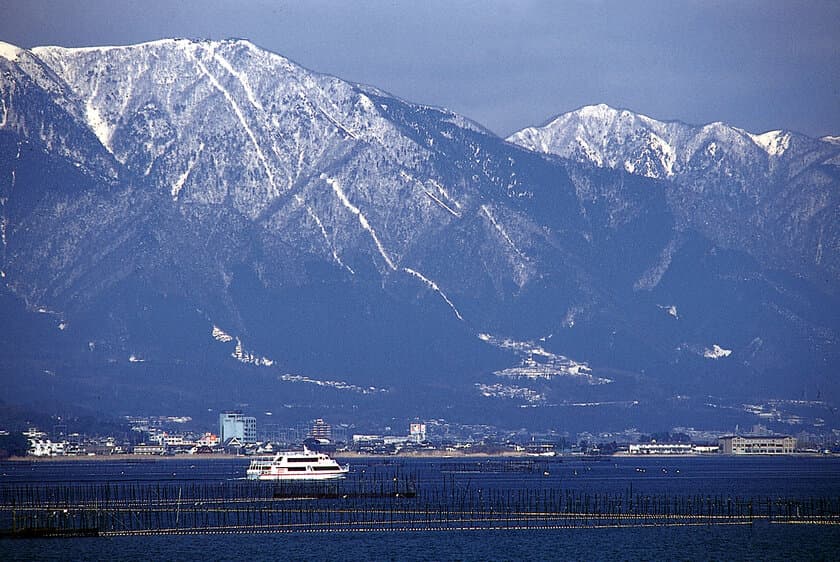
<box><xmin>478</xmin><ymin>333</ymin><xmax>610</xmax><ymax>385</ymax></box>
<box><xmin>302</xmin><ymin>200</ymin><xmax>354</xmax><ymax>274</ymax></box>
<box><xmin>84</xmin><ymin>80</ymin><xmax>114</xmax><ymax>154</ymax></box>
<box><xmin>279</xmin><ymin>373</ymin><xmax>386</xmax><ymax>395</ymax></box>
<box><xmin>323</xmin><ymin>173</ymin><xmax>396</xmax><ymax>270</ymax></box>
<box><xmin>704</xmin><ymin>344</ymin><xmax>732</xmax><ymax>359</ymax></box>
<box><xmin>403</xmin><ymin>267</ymin><xmax>463</xmax><ymax>321</ymax></box>
<box><xmin>233</xmin><ymin>337</ymin><xmax>275</xmax><ymax>366</ymax></box>
<box><xmin>212</xmin><ymin>50</ymin><xmax>264</xmax><ymax>112</ymax></box>
<box><xmin>171</xmin><ymin>142</ymin><xmax>204</xmax><ymax>199</ymax></box>
<box><xmin>657</xmin><ymin>304</ymin><xmax>679</xmax><ymax>319</ymax></box>
<box><xmin>212</xmin><ymin>325</ymin><xmax>234</xmax><ymax>343</ymax></box>
<box><xmin>400</xmin><ymin>171</ymin><xmax>461</xmax><ymax>218</ymax></box>
<box><xmin>480</xmin><ymin>204</ymin><xmax>527</xmax><ymax>260</ymax></box>
<box><xmin>749</xmin><ymin>130</ymin><xmax>790</xmax><ymax>156</ymax></box>
<box><xmin>210</xmin><ymin>324</ymin><xmax>381</xmax><ymax>393</ymax></box>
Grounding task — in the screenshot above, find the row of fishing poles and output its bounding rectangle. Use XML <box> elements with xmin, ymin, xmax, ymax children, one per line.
<box><xmin>2</xmin><ymin>477</ymin><xmax>838</xmax><ymax>535</ymax></box>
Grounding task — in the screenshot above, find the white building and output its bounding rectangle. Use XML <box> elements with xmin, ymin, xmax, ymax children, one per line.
<box><xmin>628</xmin><ymin>442</ymin><xmax>693</xmax><ymax>455</ymax></box>
<box><xmin>719</xmin><ymin>435</ymin><xmax>796</xmax><ymax>455</ymax></box>
<box><xmin>220</xmin><ymin>411</ymin><xmax>257</xmax><ymax>444</ymax></box>
<box><xmin>409</xmin><ymin>423</ymin><xmax>427</xmax><ymax>443</ymax></box>
<box><xmin>28</xmin><ymin>438</ymin><xmax>66</xmax><ymax>457</ymax></box>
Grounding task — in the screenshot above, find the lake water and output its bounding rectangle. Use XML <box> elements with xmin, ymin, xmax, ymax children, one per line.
<box><xmin>2</xmin><ymin>455</ymin><xmax>839</xmax><ymax>560</ymax></box>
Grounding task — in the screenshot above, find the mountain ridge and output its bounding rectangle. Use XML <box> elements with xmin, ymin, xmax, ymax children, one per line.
<box><xmin>508</xmin><ymin>103</ymin><xmax>840</xmax><ymax>284</ymax></box>
<box><xmin>1</xmin><ymin>40</ymin><xmax>838</xmax><ymax>431</ymax></box>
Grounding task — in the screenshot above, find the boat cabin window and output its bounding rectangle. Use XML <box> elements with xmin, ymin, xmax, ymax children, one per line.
<box><xmin>286</xmin><ymin>466</ymin><xmax>307</xmax><ymax>471</ymax></box>
<box><xmin>287</xmin><ymin>457</ymin><xmax>319</xmax><ymax>463</ymax></box>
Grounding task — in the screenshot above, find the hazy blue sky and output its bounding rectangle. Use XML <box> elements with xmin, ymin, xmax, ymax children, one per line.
<box><xmin>3</xmin><ymin>0</ymin><xmax>838</xmax><ymax>137</ymax></box>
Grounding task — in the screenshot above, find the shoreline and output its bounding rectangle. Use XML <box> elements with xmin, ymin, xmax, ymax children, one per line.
<box><xmin>4</xmin><ymin>451</ymin><xmax>834</xmax><ymax>462</ymax></box>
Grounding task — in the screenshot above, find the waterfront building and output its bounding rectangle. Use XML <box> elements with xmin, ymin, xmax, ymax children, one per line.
<box><xmin>719</xmin><ymin>435</ymin><xmax>796</xmax><ymax>455</ymax></box>
<box><xmin>219</xmin><ymin>411</ymin><xmax>257</xmax><ymax>444</ymax></box>
<box><xmin>628</xmin><ymin>442</ymin><xmax>693</xmax><ymax>455</ymax></box>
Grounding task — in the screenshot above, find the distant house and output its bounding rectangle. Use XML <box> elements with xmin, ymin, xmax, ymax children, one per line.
<box><xmin>223</xmin><ymin>436</ymin><xmax>245</xmax><ymax>455</ymax></box>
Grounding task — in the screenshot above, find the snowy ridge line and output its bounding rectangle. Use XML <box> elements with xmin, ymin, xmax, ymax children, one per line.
<box><xmin>403</xmin><ymin>267</ymin><xmax>464</xmax><ymax>321</ymax></box>
<box><xmin>304</xmin><ymin>201</ymin><xmax>355</xmax><ymax>274</ymax></box>
<box><xmin>322</xmin><ymin>173</ymin><xmax>396</xmax><ymax>270</ymax></box>
<box><xmin>171</xmin><ymin>142</ymin><xmax>205</xmax><ymax>199</ymax></box>
<box><xmin>212</xmin><ymin>50</ymin><xmax>264</xmax><ymax>112</ymax></box>
<box><xmin>480</xmin><ymin>204</ymin><xmax>527</xmax><ymax>259</ymax></box>
<box><xmin>188</xmin><ymin>47</ymin><xmax>277</xmax><ymax>193</ymax></box>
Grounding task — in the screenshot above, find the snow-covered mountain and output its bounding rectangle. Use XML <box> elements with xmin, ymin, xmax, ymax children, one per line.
<box><xmin>1</xmin><ymin>41</ymin><xmax>838</xmax><ymax>431</ymax></box>
<box><xmin>508</xmin><ymin>104</ymin><xmax>840</xmax><ymax>281</ymax></box>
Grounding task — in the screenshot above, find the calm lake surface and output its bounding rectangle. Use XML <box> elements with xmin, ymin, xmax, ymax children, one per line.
<box><xmin>2</xmin><ymin>455</ymin><xmax>839</xmax><ymax>560</ymax></box>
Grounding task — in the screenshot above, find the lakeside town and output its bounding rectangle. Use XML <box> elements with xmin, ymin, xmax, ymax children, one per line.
<box><xmin>3</xmin><ymin>410</ymin><xmax>838</xmax><ymax>460</ymax></box>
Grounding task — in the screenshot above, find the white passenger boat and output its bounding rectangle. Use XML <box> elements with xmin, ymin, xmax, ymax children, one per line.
<box><xmin>246</xmin><ymin>448</ymin><xmax>349</xmax><ymax>480</ymax></box>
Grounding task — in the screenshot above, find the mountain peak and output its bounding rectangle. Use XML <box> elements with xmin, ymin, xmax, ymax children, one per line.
<box><xmin>509</xmin><ymin>104</ymin><xmax>683</xmax><ymax>179</ymax></box>
<box><xmin>508</xmin><ymin>105</ymin><xmax>833</xmax><ymax>178</ymax></box>
<box><xmin>573</xmin><ymin>103</ymin><xmax>620</xmax><ymax>119</ymax></box>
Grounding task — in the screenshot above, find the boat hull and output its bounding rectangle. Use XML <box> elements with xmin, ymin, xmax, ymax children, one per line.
<box><xmin>247</xmin><ymin>470</ymin><xmax>348</xmax><ymax>481</ymax></box>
